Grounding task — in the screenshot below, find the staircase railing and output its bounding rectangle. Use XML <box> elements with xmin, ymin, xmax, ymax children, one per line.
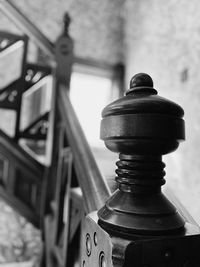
<box><xmin>0</xmin><ymin>129</ymin><xmax>44</xmax><ymax>226</ymax></box>
<box><xmin>1</xmin><ymin>1</ymin><xmax>200</xmax><ymax>267</ymax></box>
<box><xmin>0</xmin><ymin>2</ymin><xmax>113</xmax><ymax>265</ymax></box>
<box><xmin>0</xmin><ymin>0</ymin><xmax>110</xmax><ymax>212</ymax></box>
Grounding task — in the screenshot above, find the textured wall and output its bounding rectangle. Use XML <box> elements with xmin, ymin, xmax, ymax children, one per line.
<box><xmin>124</xmin><ymin>0</ymin><xmax>200</xmax><ymax>223</ymax></box>
<box><xmin>10</xmin><ymin>0</ymin><xmax>124</xmax><ymax>64</ymax></box>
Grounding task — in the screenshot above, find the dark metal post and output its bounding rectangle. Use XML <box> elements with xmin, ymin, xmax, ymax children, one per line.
<box><xmin>81</xmin><ymin>73</ymin><xmax>200</xmax><ymax>267</ymax></box>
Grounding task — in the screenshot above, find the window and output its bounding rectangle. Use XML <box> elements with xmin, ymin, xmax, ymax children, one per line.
<box><xmin>70</xmin><ymin>68</ymin><xmax>117</xmax><ymax>148</ymax></box>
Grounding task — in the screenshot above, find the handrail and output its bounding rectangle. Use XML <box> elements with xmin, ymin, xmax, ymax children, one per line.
<box><xmin>0</xmin><ymin>0</ymin><xmax>55</xmax><ymax>62</ymax></box>
<box><xmin>58</xmin><ymin>85</ymin><xmax>111</xmax><ymax>213</ymax></box>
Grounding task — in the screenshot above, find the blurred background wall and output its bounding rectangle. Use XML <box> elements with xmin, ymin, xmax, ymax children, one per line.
<box><xmin>0</xmin><ymin>0</ymin><xmax>200</xmax><ymax>223</ymax></box>
<box><xmin>124</xmin><ymin>0</ymin><xmax>200</xmax><ymax>223</ymax></box>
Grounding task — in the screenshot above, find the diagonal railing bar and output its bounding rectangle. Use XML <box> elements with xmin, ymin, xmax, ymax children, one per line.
<box><xmin>58</xmin><ymin>85</ymin><xmax>111</xmax><ymax>213</ymax></box>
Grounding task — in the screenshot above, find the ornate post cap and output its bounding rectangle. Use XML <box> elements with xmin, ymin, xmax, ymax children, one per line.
<box><xmin>63</xmin><ymin>12</ymin><xmax>71</xmax><ymax>35</ymax></box>
<box><xmin>98</xmin><ymin>73</ymin><xmax>185</xmax><ymax>237</ymax></box>
<box><xmin>55</xmin><ymin>12</ymin><xmax>73</xmax><ymax>87</ymax></box>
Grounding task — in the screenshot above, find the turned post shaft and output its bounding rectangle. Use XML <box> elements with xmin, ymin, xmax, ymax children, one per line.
<box><xmin>116</xmin><ymin>154</ymin><xmax>166</xmax><ymax>194</ymax></box>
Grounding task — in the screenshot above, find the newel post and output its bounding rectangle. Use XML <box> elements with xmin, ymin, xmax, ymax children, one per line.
<box><xmin>81</xmin><ymin>73</ymin><xmax>200</xmax><ymax>267</ymax></box>
<box><xmin>98</xmin><ymin>72</ymin><xmax>185</xmax><ymax>236</ymax></box>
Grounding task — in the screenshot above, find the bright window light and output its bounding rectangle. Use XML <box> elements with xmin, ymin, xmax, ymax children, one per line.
<box><xmin>70</xmin><ymin>72</ymin><xmax>112</xmax><ymax>148</ymax></box>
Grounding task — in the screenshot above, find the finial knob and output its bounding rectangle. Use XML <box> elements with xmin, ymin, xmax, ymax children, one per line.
<box><xmin>130</xmin><ymin>72</ymin><xmax>153</xmax><ymax>88</ymax></box>
<box><xmin>55</xmin><ymin>11</ymin><xmax>73</xmax><ymax>87</ymax></box>
<box><xmin>63</xmin><ymin>12</ymin><xmax>71</xmax><ymax>34</ymax></box>
<box><xmin>98</xmin><ymin>73</ymin><xmax>185</xmax><ymax>238</ymax></box>
<box><xmin>127</xmin><ymin>73</ymin><xmax>157</xmax><ymax>95</ymax></box>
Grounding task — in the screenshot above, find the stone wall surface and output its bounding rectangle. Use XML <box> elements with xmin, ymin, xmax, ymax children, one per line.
<box><xmin>10</xmin><ymin>0</ymin><xmax>124</xmax><ymax>64</ymax></box>
<box><xmin>124</xmin><ymin>0</ymin><xmax>200</xmax><ymax>223</ymax></box>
